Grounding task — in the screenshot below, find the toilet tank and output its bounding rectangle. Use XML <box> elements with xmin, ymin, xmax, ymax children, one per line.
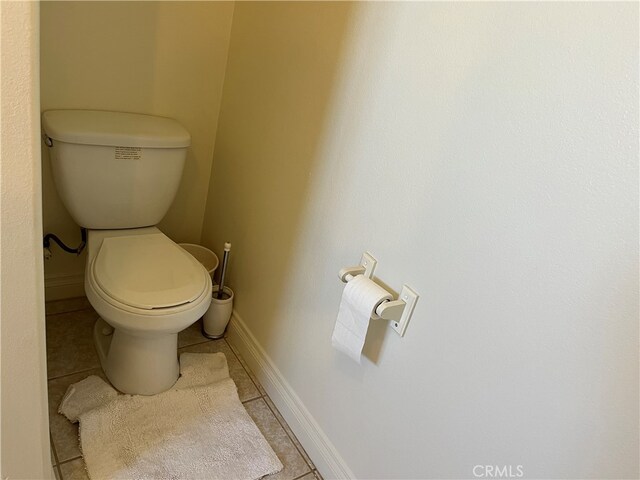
<box><xmin>42</xmin><ymin>110</ymin><xmax>191</xmax><ymax>229</ymax></box>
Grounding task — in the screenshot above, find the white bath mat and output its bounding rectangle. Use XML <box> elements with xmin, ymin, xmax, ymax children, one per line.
<box><xmin>59</xmin><ymin>353</ymin><xmax>283</xmax><ymax>480</ymax></box>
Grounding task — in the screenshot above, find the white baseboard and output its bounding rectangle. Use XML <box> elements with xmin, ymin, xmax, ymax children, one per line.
<box><xmin>227</xmin><ymin>310</ymin><xmax>354</xmax><ymax>480</ymax></box>
<box><xmin>44</xmin><ymin>273</ymin><xmax>84</xmax><ymax>301</ymax></box>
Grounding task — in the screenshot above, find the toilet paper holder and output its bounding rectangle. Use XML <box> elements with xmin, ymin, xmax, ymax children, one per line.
<box><xmin>338</xmin><ymin>251</ymin><xmax>378</xmax><ymax>283</ymax></box>
<box><xmin>338</xmin><ymin>252</ymin><xmax>419</xmax><ymax>336</ymax></box>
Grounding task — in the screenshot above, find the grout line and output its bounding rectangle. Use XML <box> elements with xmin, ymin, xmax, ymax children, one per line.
<box><xmin>50</xmin><ymin>432</ymin><xmax>60</xmax><ymax>466</ymax></box>
<box><xmin>50</xmin><ymin>432</ymin><xmax>63</xmax><ymax>480</ymax></box>
<box><xmin>45</xmin><ymin>306</ymin><xmax>94</xmax><ymax>318</ymax></box>
<box><xmin>291</xmin><ymin>471</ymin><xmax>314</xmax><ymax>480</ymax></box>
<box><xmin>177</xmin><ymin>338</ymin><xmax>214</xmax><ymax>350</ymax></box>
<box><xmin>56</xmin><ymin>455</ymin><xmax>82</xmax><ymax>467</ymax></box>
<box><xmin>223</xmin><ymin>336</ymin><xmax>315</xmax><ymax>469</ymax></box>
<box><xmin>225</xmin><ymin>337</ymin><xmax>266</xmax><ymax>396</ymax></box>
<box><xmin>241</xmin><ymin>395</ymin><xmax>264</xmax><ymax>404</ymax></box>
<box><xmin>222</xmin><ymin>337</ymin><xmax>262</xmax><ymax>394</ymax></box>
<box><xmin>262</xmin><ymin>393</ymin><xmax>316</xmax><ymax>471</ymax></box>
<box><xmin>48</xmin><ymin>366</ymin><xmax>101</xmax><ymax>382</ymax></box>
<box><xmin>241</xmin><ymin>396</ymin><xmax>264</xmax><ymax>406</ymax></box>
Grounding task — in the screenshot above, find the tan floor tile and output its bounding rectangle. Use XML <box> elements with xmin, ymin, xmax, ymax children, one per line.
<box><xmin>264</xmin><ymin>396</ymin><xmax>315</xmax><ymax>470</ymax></box>
<box><xmin>47</xmin><ymin>302</ymin><xmax>317</xmax><ymax>478</ymax></box>
<box><xmin>47</xmin><ymin>309</ymin><xmax>101</xmax><ymax>379</ymax></box>
<box><xmin>297</xmin><ymin>473</ymin><xmax>317</xmax><ymax>480</ymax></box>
<box><xmin>48</xmin><ymin>368</ymin><xmax>106</xmax><ymax>463</ymax></box>
<box><xmin>46</xmin><ymin>297</ymin><xmax>92</xmax><ymax>316</ymax></box>
<box><xmin>59</xmin><ymin>459</ymin><xmax>89</xmax><ymax>480</ymax></box>
<box><xmin>244</xmin><ymin>398</ymin><xmax>311</xmax><ymax>480</ymax></box>
<box><xmin>179</xmin><ymin>340</ymin><xmax>261</xmax><ymax>402</ymax></box>
<box><xmin>225</xmin><ymin>337</ymin><xmax>268</xmax><ymax>396</ymax></box>
<box><xmin>314</xmin><ymin>469</ymin><xmax>324</xmax><ymax>480</ymax></box>
<box><xmin>177</xmin><ymin>319</ymin><xmax>210</xmax><ymax>348</ymax></box>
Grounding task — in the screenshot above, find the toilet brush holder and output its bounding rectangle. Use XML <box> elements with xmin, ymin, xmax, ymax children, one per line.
<box><xmin>202</xmin><ymin>286</ymin><xmax>234</xmax><ymax>339</ymax></box>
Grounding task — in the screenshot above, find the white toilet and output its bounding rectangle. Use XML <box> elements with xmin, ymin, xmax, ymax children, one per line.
<box><xmin>43</xmin><ymin>110</ymin><xmax>212</xmax><ymax>395</ymax></box>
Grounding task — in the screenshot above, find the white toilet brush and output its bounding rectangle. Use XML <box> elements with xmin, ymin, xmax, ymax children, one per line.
<box><xmin>216</xmin><ymin>242</ymin><xmax>231</xmax><ymax>299</ymax></box>
<box><xmin>203</xmin><ymin>242</ymin><xmax>233</xmax><ymax>339</ymax></box>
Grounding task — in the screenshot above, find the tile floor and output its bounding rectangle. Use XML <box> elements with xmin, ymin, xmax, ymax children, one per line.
<box><xmin>46</xmin><ymin>297</ymin><xmax>321</xmax><ymax>480</ymax></box>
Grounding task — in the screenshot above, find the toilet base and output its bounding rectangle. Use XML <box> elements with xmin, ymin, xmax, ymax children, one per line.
<box><xmin>93</xmin><ymin>318</ymin><xmax>180</xmax><ymax>395</ymax></box>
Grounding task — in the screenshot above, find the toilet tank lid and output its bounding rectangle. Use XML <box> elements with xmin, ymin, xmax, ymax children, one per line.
<box><xmin>42</xmin><ymin>110</ymin><xmax>191</xmax><ymax>148</ymax></box>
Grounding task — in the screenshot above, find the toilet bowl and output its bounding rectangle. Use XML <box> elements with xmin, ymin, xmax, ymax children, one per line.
<box><xmin>85</xmin><ymin>227</ymin><xmax>212</xmax><ymax>395</ymax></box>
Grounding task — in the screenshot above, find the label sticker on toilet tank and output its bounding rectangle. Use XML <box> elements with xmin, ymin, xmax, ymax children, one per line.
<box><xmin>115</xmin><ymin>146</ymin><xmax>142</xmax><ymax>160</ymax></box>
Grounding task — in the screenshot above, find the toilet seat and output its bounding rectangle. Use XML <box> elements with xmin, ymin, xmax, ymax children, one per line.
<box><xmin>93</xmin><ymin>233</ymin><xmax>207</xmax><ymax>310</ymax></box>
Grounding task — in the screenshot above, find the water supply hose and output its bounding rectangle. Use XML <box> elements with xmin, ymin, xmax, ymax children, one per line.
<box><xmin>43</xmin><ymin>228</ymin><xmax>87</xmax><ymax>257</ymax></box>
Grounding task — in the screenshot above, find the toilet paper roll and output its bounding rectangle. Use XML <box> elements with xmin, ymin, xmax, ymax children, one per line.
<box><xmin>331</xmin><ymin>275</ymin><xmax>392</xmax><ymax>364</ymax></box>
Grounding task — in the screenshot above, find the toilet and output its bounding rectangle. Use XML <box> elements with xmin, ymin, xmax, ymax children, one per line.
<box><xmin>42</xmin><ymin>110</ymin><xmax>212</xmax><ymax>395</ymax></box>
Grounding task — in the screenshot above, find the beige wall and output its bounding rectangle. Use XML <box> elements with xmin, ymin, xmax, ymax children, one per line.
<box><xmin>1</xmin><ymin>2</ymin><xmax>52</xmax><ymax>477</ymax></box>
<box><xmin>203</xmin><ymin>3</ymin><xmax>639</xmax><ymax>479</ymax></box>
<box><xmin>40</xmin><ymin>1</ymin><xmax>234</xmax><ymax>299</ymax></box>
